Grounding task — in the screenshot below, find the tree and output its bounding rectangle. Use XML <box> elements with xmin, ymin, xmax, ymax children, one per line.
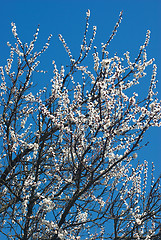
<box><xmin>0</xmin><ymin>9</ymin><xmax>160</xmax><ymax>240</ymax></box>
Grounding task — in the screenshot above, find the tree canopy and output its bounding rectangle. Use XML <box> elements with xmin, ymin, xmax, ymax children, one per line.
<box><xmin>0</xmin><ymin>10</ymin><xmax>160</xmax><ymax>240</ymax></box>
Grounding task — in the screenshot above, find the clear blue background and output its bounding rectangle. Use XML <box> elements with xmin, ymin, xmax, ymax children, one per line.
<box><xmin>0</xmin><ymin>0</ymin><xmax>160</xmax><ymax>177</ymax></box>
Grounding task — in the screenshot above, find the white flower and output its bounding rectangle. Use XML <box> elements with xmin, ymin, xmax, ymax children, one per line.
<box><xmin>86</xmin><ymin>9</ymin><xmax>90</xmax><ymax>17</ymax></box>
<box><xmin>21</xmin><ymin>119</ymin><xmax>26</xmax><ymax>128</ymax></box>
<box><xmin>81</xmin><ymin>45</ymin><xmax>85</xmax><ymax>52</ymax></box>
<box><xmin>93</xmin><ymin>26</ymin><xmax>97</xmax><ymax>31</ymax></box>
<box><xmin>101</xmin><ymin>59</ymin><xmax>111</xmax><ymax>68</ymax></box>
<box><xmin>33</xmin><ymin>143</ymin><xmax>39</xmax><ymax>150</ymax></box>
<box><xmin>135</xmin><ymin>218</ymin><xmax>142</xmax><ymax>225</ymax></box>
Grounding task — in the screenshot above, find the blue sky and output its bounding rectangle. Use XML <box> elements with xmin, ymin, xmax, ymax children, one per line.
<box><xmin>0</xmin><ymin>0</ymin><xmax>160</xmax><ymax>179</ymax></box>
